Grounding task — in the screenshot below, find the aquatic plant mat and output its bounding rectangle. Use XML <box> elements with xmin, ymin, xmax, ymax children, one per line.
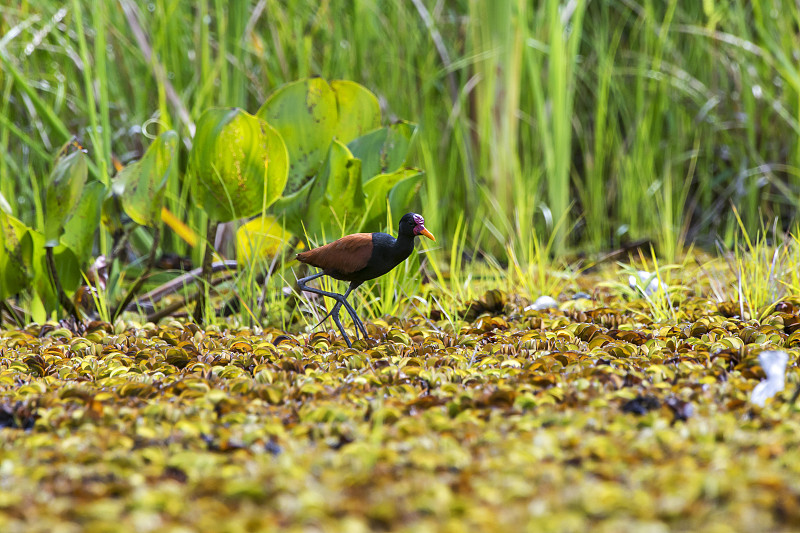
<box><xmin>2</xmin><ymin>279</ymin><xmax>800</xmax><ymax>531</ymax></box>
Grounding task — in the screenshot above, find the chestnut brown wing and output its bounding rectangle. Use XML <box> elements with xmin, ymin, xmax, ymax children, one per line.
<box><xmin>296</xmin><ymin>233</ymin><xmax>373</xmax><ymax>274</ymax></box>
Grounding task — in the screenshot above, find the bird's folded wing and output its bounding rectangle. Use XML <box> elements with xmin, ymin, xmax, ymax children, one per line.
<box><xmin>296</xmin><ymin>233</ymin><xmax>373</xmax><ymax>274</ymax></box>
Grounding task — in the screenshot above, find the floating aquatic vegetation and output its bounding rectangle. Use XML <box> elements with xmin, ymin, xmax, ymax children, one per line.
<box><xmin>1</xmin><ymin>277</ymin><xmax>800</xmax><ymax>531</ymax></box>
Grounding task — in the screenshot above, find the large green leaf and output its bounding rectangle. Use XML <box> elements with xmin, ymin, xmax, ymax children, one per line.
<box><xmin>258</xmin><ymin>78</ymin><xmax>411</xmax><ymax>242</ymax></box>
<box><xmin>362</xmin><ymin>168</ymin><xmax>424</xmax><ymax>229</ymax></box>
<box><xmin>270</xmin><ymin>177</ymin><xmax>315</xmax><ymax>241</ymax></box>
<box><xmin>101</xmin><ymin>178</ymin><xmax>127</xmax><ymax>235</ymax></box>
<box><xmin>257</xmin><ymin>78</ymin><xmax>338</xmax><ymax>196</ymax></box>
<box><xmin>0</xmin><ymin>212</ymin><xmax>34</xmax><ymax>299</ymax></box>
<box><xmin>307</xmin><ymin>140</ymin><xmax>364</xmax><ymax>238</ymax></box>
<box><xmin>34</xmin><ymin>244</ymin><xmax>81</xmax><ymax>313</ymax></box>
<box><xmin>189</xmin><ymin>108</ymin><xmax>288</xmax><ymax>222</ymax></box>
<box><xmin>272</xmin><ymin>141</ymin><xmax>363</xmax><ymax>240</ymax></box>
<box><xmin>7</xmin><ymin>223</ymin><xmax>82</xmax><ymax>312</ymax></box>
<box><xmin>118</xmin><ymin>130</ymin><xmax>177</xmax><ymax>226</ymax></box>
<box><xmin>44</xmin><ymin>149</ymin><xmax>88</xmax><ymax>247</ymax></box>
<box><xmin>62</xmin><ymin>181</ymin><xmax>106</xmax><ymax>264</ymax></box>
<box><xmin>330</xmin><ymin>80</ymin><xmax>381</xmax><ymax>144</ymax></box>
<box><xmin>347</xmin><ymin>121</ymin><xmax>416</xmax><ymax>184</ymax></box>
<box><xmin>236</xmin><ymin>215</ymin><xmax>296</xmax><ymax>266</ymax></box>
<box><xmin>387</xmin><ymin>171</ymin><xmax>424</xmax><ymax>222</ymax></box>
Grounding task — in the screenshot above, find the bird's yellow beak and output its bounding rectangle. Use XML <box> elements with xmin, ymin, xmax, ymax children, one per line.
<box><xmin>420</xmin><ymin>228</ymin><xmax>436</xmax><ymax>241</ymax></box>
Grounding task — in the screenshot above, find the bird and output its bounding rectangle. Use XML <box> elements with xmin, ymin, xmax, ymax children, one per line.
<box><xmin>295</xmin><ymin>212</ymin><xmax>435</xmax><ymax>347</ymax></box>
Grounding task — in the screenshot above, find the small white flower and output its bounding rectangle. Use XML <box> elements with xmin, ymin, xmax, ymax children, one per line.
<box><xmin>751</xmin><ymin>350</ymin><xmax>789</xmax><ymax>407</ymax></box>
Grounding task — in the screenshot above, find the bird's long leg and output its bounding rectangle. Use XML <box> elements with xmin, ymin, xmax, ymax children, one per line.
<box><xmin>311</xmin><ymin>287</ymin><xmax>368</xmax><ymax>341</ymax></box>
<box><xmin>298</xmin><ymin>283</ymin><xmax>352</xmax><ymax>346</ymax></box>
<box><xmin>328</xmin><ymin>304</ymin><xmax>352</xmax><ymax>347</ymax></box>
<box><xmin>298</xmin><ymin>276</ymin><xmax>366</xmax><ymax>339</ymax></box>
<box><xmin>298</xmin><ymin>274</ymin><xmax>363</xmax><ymax>336</ymax></box>
<box><xmin>311</xmin><ymin>282</ymin><xmax>368</xmax><ymax>339</ymax></box>
<box><xmin>312</xmin><ymin>283</ymin><xmax>354</xmax><ymax>329</ymax></box>
<box><xmin>297</xmin><ymin>274</ymin><xmax>366</xmax><ymax>346</ymax></box>
<box><xmin>344</xmin><ymin>282</ymin><xmax>368</xmax><ymax>339</ymax></box>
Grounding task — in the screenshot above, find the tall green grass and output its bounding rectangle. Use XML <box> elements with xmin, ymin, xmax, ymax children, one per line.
<box><xmin>2</xmin><ymin>0</ymin><xmax>800</xmax><ymax>271</ymax></box>
<box><xmin>726</xmin><ymin>208</ymin><xmax>798</xmax><ymax>320</ymax></box>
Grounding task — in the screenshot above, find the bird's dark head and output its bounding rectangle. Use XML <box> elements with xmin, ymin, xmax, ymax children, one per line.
<box><xmin>399</xmin><ymin>212</ymin><xmax>435</xmax><ymax>241</ymax></box>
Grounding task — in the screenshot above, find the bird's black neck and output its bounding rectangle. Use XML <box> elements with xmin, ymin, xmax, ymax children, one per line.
<box><xmin>392</xmin><ymin>232</ymin><xmax>416</xmax><ymax>256</ymax></box>
<box><xmin>364</xmin><ymin>231</ymin><xmax>416</xmax><ymax>279</ymax></box>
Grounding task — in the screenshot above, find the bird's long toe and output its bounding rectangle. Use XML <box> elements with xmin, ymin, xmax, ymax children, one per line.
<box><xmin>354</xmin><ymin>316</ymin><xmax>369</xmax><ymax>340</ymax></box>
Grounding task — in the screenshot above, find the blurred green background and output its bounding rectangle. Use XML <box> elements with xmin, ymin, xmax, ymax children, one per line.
<box><xmin>2</xmin><ymin>0</ymin><xmax>799</xmax><ymax>262</ymax></box>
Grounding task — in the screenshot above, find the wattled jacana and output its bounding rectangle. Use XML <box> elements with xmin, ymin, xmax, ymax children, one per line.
<box><xmin>296</xmin><ymin>213</ymin><xmax>435</xmax><ymax>347</ymax></box>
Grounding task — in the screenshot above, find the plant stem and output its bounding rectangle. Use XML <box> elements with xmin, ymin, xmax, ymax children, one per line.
<box><xmin>0</xmin><ymin>300</ymin><xmax>25</xmax><ymax>329</ymax></box>
<box><xmin>46</xmin><ymin>247</ymin><xmax>81</xmax><ymax>322</ymax></box>
<box><xmin>111</xmin><ymin>226</ymin><xmax>133</xmax><ymax>264</ymax></box>
<box><xmin>193</xmin><ymin>220</ymin><xmax>218</xmax><ymax>323</ymax></box>
<box><xmin>257</xmin><ymin>236</ymin><xmax>301</xmax><ymax>313</ymax></box>
<box><xmin>111</xmin><ymin>226</ymin><xmax>161</xmax><ymax>321</ymax></box>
